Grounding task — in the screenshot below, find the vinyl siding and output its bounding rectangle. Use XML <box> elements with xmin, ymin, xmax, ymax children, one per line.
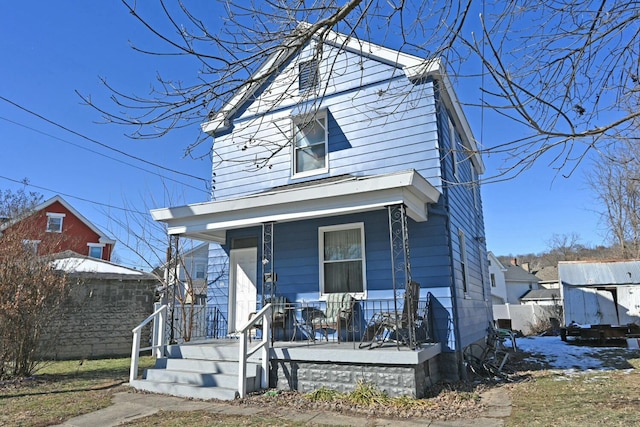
<box><xmin>211</xmin><ymin>45</ymin><xmax>442</xmax><ymax>200</ymax></box>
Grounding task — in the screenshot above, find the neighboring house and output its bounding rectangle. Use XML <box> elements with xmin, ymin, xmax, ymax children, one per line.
<box><xmin>175</xmin><ymin>242</ymin><xmax>210</xmax><ymax>305</ymax></box>
<box><xmin>560</xmin><ymin>260</ymin><xmax>640</xmax><ymax>326</ymax></box>
<box><xmin>520</xmin><ymin>288</ymin><xmax>561</xmax><ymax>306</ymax></box>
<box><xmin>0</xmin><ymin>195</ymin><xmax>115</xmax><ymax>260</ymax></box>
<box><xmin>151</xmin><ymin>26</ymin><xmax>490</xmax><ymax>379</ymax></box>
<box><xmin>488</xmin><ymin>251</ymin><xmax>508</xmax><ymax>304</ymax></box>
<box><xmin>503</xmin><ymin>259</ymin><xmax>541</xmax><ymax>304</ymax></box>
<box><xmin>532</xmin><ymin>265</ymin><xmax>560</xmax><ymax>289</ymax></box>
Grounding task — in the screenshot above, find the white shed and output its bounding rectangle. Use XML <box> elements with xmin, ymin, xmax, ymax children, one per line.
<box><xmin>559</xmin><ymin>260</ymin><xmax>640</xmax><ymax>326</ymax></box>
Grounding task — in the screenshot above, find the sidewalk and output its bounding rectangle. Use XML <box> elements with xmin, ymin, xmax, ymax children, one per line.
<box><xmin>55</xmin><ymin>387</ymin><xmax>510</xmax><ymax>427</ymax></box>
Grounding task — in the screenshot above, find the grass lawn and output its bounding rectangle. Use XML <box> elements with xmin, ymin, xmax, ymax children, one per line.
<box><xmin>1</xmin><ymin>350</ymin><xmax>640</xmax><ymax>426</ymax></box>
<box><xmin>0</xmin><ymin>357</ymin><xmax>154</xmax><ymax>427</ymax></box>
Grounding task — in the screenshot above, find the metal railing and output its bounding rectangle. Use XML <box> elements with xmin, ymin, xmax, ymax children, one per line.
<box><xmin>130</xmin><ymin>304</ymin><xmax>167</xmax><ymax>383</ymax></box>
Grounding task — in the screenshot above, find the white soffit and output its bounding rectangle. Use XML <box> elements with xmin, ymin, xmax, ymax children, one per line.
<box><xmin>151</xmin><ymin>170</ymin><xmax>440</xmax><ymax>241</ymax></box>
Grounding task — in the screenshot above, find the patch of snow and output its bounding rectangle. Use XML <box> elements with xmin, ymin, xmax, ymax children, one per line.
<box><xmin>517</xmin><ymin>336</ymin><xmax>619</xmax><ymax>371</ymax></box>
<box><xmin>52</xmin><ymin>257</ymin><xmax>144</xmax><ymax>275</ymax></box>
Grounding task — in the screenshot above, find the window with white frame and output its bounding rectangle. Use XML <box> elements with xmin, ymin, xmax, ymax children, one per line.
<box><xmin>448</xmin><ymin>117</ymin><xmax>459</xmax><ymax>181</ymax></box>
<box><xmin>319</xmin><ymin>223</ymin><xmax>366</xmax><ymax>296</ymax></box>
<box><xmin>458</xmin><ymin>229</ymin><xmax>468</xmax><ymax>295</ymax></box>
<box><xmin>194</xmin><ymin>262</ymin><xmax>206</xmax><ymax>280</ymax></box>
<box><xmin>292</xmin><ymin>111</ymin><xmax>328</xmax><ymax>176</ymax></box>
<box><xmin>299</xmin><ymin>59</ymin><xmax>319</xmax><ymax>91</ymax></box>
<box><xmin>88</xmin><ymin>244</ymin><xmax>103</xmax><ymax>259</ymax></box>
<box><xmin>46</xmin><ymin>213</ymin><xmax>65</xmax><ymax>233</ymax></box>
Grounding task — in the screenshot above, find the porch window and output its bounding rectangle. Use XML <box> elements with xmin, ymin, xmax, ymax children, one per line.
<box><xmin>292</xmin><ymin>110</ymin><xmax>328</xmax><ymax>176</ymax></box>
<box><xmin>319</xmin><ymin>223</ymin><xmax>366</xmax><ymax>296</ymax></box>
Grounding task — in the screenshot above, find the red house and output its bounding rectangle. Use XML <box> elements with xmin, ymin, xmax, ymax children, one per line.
<box><xmin>0</xmin><ymin>195</ymin><xmax>115</xmax><ymax>261</ymax></box>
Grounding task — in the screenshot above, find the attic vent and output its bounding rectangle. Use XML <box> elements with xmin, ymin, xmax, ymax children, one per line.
<box><xmin>299</xmin><ymin>59</ymin><xmax>319</xmax><ymax>91</ymax></box>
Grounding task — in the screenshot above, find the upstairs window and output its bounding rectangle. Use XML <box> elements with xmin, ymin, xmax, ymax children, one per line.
<box><xmin>299</xmin><ymin>59</ymin><xmax>319</xmax><ymax>91</ymax></box>
<box><xmin>194</xmin><ymin>263</ymin><xmax>206</xmax><ymax>280</ymax></box>
<box><xmin>46</xmin><ymin>213</ymin><xmax>65</xmax><ymax>233</ymax></box>
<box><xmin>292</xmin><ymin>111</ymin><xmax>328</xmax><ymax>176</ymax></box>
<box><xmin>319</xmin><ymin>223</ymin><xmax>366</xmax><ymax>297</ymax></box>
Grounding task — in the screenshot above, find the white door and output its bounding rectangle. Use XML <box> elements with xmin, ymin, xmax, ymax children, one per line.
<box><xmin>229</xmin><ymin>247</ymin><xmax>258</xmax><ymax>333</ymax></box>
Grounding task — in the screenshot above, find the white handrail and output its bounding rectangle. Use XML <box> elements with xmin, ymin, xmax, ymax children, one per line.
<box><xmin>130</xmin><ymin>304</ymin><xmax>167</xmax><ymax>383</ymax></box>
<box><xmin>237</xmin><ymin>303</ymin><xmax>272</xmax><ymax>398</ymax></box>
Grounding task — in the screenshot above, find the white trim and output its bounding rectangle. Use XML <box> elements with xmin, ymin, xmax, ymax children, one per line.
<box><xmin>318</xmin><ymin>222</ymin><xmax>367</xmax><ymax>299</ymax></box>
<box><xmin>199</xmin><ymin>24</ymin><xmax>484</xmax><ymax>174</ymax></box>
<box><xmin>291</xmin><ymin>109</ymin><xmax>329</xmax><ymax>178</ymax></box>
<box><xmin>87</xmin><ymin>243</ymin><xmax>104</xmax><ymax>259</ymax></box>
<box><xmin>46</xmin><ymin>212</ymin><xmax>65</xmax><ymax>233</ymax></box>
<box><xmin>458</xmin><ymin>229</ymin><xmax>469</xmax><ymax>297</ymax></box>
<box><xmin>151</xmin><ymin>170</ymin><xmax>440</xmax><ymax>242</ymax></box>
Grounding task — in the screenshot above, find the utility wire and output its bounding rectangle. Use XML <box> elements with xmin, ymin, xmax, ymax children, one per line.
<box><xmin>0</xmin><ymin>115</ymin><xmax>208</xmax><ymax>194</ymax></box>
<box><xmin>0</xmin><ymin>174</ymin><xmax>148</xmax><ymax>215</ymax></box>
<box><xmin>0</xmin><ymin>95</ymin><xmax>210</xmax><ymax>186</ymax></box>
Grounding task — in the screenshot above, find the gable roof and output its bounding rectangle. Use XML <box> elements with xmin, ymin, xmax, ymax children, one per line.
<box><xmin>533</xmin><ymin>265</ymin><xmax>559</xmax><ymax>282</ymax></box>
<box><xmin>558</xmin><ymin>260</ymin><xmax>640</xmax><ymax>287</ymax></box>
<box><xmin>0</xmin><ymin>195</ymin><xmax>116</xmax><ymax>245</ymax></box>
<box><xmin>200</xmin><ymin>22</ymin><xmax>484</xmax><ymax>174</ymax></box>
<box><xmin>503</xmin><ymin>264</ymin><xmax>541</xmax><ymax>283</ymax></box>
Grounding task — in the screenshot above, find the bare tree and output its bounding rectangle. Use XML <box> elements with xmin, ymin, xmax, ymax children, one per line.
<box><xmin>80</xmin><ymin>0</ymin><xmax>639</xmax><ymax>181</ymax></box>
<box><xmin>545</xmin><ymin>232</ymin><xmax>585</xmax><ymax>264</ymax></box>
<box><xmin>587</xmin><ymin>139</ymin><xmax>640</xmax><ymax>259</ymax></box>
<box><xmin>104</xmin><ymin>191</ymin><xmax>227</xmax><ymax>342</ymax></box>
<box><xmin>0</xmin><ymin>182</ymin><xmax>43</xmax><ymax>221</ymax></box>
<box><xmin>0</xmin><ymin>207</ymin><xmax>70</xmax><ymax>379</ymax></box>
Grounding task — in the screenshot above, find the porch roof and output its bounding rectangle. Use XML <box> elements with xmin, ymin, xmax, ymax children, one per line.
<box><xmin>151</xmin><ymin>169</ymin><xmax>440</xmax><ymax>243</ymax></box>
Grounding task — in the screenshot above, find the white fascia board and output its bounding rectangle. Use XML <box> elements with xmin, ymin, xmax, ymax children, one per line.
<box><xmin>437</xmin><ymin>72</ymin><xmax>485</xmax><ymax>174</ymax></box>
<box><xmin>154</xmin><ymin>170</ymin><xmax>440</xmax><ymax>238</ymax></box>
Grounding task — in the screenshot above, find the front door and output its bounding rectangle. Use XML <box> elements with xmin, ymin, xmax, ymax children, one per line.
<box><xmin>229</xmin><ymin>247</ymin><xmax>258</xmax><ymax>333</ymax></box>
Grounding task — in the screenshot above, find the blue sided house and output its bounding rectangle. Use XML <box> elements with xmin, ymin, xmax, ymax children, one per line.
<box><xmin>148</xmin><ymin>24</ymin><xmax>492</xmax><ymax>398</ymax></box>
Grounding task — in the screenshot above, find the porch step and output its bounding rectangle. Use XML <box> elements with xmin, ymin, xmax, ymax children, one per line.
<box><xmin>130</xmin><ymin>342</ymin><xmax>263</xmax><ymax>401</ymax></box>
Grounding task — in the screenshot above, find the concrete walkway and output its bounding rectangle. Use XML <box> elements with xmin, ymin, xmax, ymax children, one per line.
<box><xmin>55</xmin><ymin>387</ymin><xmax>511</xmax><ymax>427</ymax></box>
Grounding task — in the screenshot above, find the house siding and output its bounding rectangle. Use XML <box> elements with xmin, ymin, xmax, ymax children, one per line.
<box><xmin>211</xmin><ymin>46</ymin><xmax>442</xmax><ymax>201</ymax></box>
<box><xmin>434</xmin><ymin>86</ymin><xmax>491</xmax><ymax>351</ymax></box>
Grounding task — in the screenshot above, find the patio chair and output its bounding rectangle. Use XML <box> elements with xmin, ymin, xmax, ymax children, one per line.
<box><xmin>311</xmin><ymin>292</ymin><xmax>354</xmax><ymax>342</ymax></box>
<box><xmin>360</xmin><ymin>281</ymin><xmax>421</xmax><ymax>349</ymax></box>
<box><xmin>248</xmin><ymin>296</ymin><xmax>291</xmax><ymax>342</ymax></box>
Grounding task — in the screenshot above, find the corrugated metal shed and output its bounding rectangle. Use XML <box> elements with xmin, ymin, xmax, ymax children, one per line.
<box><xmin>558</xmin><ymin>260</ymin><xmax>640</xmax><ymax>287</ymax></box>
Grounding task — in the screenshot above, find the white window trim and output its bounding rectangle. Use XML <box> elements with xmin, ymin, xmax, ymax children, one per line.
<box><xmin>291</xmin><ymin>110</ymin><xmax>329</xmax><ymax>178</ymax></box>
<box><xmin>194</xmin><ymin>262</ymin><xmax>207</xmax><ymax>280</ymax></box>
<box><xmin>46</xmin><ymin>212</ymin><xmax>65</xmax><ymax>233</ymax></box>
<box><xmin>87</xmin><ymin>243</ymin><xmax>105</xmax><ymax>258</ymax></box>
<box><xmin>318</xmin><ymin>222</ymin><xmax>367</xmax><ymax>299</ymax></box>
<box><xmin>449</xmin><ymin>117</ymin><xmax>459</xmax><ymax>181</ymax></box>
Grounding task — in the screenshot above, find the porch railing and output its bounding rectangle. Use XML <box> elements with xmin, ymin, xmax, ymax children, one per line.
<box><xmin>237</xmin><ymin>303</ymin><xmax>271</xmax><ymax>398</ymax></box>
<box><xmin>129</xmin><ymin>304</ymin><xmax>167</xmax><ymax>383</ymax></box>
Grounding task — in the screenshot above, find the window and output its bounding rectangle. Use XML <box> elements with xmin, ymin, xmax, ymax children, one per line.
<box><xmin>448</xmin><ymin>117</ymin><xmax>459</xmax><ymax>181</ymax></box>
<box><xmin>299</xmin><ymin>59</ymin><xmax>319</xmax><ymax>91</ymax></box>
<box><xmin>490</xmin><ymin>273</ymin><xmax>496</xmax><ymax>287</ymax></box>
<box><xmin>458</xmin><ymin>229</ymin><xmax>468</xmax><ymax>295</ymax></box>
<box><xmin>23</xmin><ymin>240</ymin><xmax>40</xmax><ymax>254</ymax></box>
<box><xmin>194</xmin><ymin>263</ymin><xmax>206</xmax><ymax>280</ymax></box>
<box><xmin>46</xmin><ymin>213</ymin><xmax>65</xmax><ymax>233</ymax></box>
<box><xmin>319</xmin><ymin>223</ymin><xmax>366</xmax><ymax>296</ymax></box>
<box><xmin>292</xmin><ymin>111</ymin><xmax>328</xmax><ymax>176</ymax></box>
<box><xmin>88</xmin><ymin>244</ymin><xmax>103</xmax><ymax>259</ymax></box>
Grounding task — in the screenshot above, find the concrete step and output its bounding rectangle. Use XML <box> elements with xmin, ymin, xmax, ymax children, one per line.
<box><xmin>165</xmin><ymin>342</ymin><xmax>246</xmax><ymax>361</ymax></box>
<box><xmin>154</xmin><ymin>357</ymin><xmax>260</xmax><ymax>375</ymax></box>
<box><xmin>130</xmin><ymin>379</ymin><xmax>239</xmax><ymax>401</ymax></box>
<box><xmin>144</xmin><ymin>368</ymin><xmax>260</xmax><ymax>390</ymax></box>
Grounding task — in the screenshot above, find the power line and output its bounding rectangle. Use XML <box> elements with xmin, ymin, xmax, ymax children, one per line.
<box><xmin>0</xmin><ymin>115</ymin><xmax>209</xmax><ymax>194</ymax></box>
<box><xmin>0</xmin><ymin>95</ymin><xmax>210</xmax><ymax>186</ymax></box>
<box><xmin>0</xmin><ymin>174</ymin><xmax>147</xmax><ymax>215</ymax></box>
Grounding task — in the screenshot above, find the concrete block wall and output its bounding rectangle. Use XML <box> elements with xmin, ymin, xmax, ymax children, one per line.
<box><xmin>45</xmin><ymin>276</ymin><xmax>157</xmax><ymax>359</ymax></box>
<box><xmin>271</xmin><ymin>358</ymin><xmax>441</xmax><ymax>398</ymax></box>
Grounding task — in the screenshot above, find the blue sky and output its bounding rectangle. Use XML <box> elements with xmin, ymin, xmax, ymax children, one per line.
<box><xmin>0</xmin><ymin>2</ymin><xmax>606</xmax><ymax>268</ymax></box>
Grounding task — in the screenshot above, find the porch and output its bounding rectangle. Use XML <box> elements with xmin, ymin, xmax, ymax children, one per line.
<box><xmin>131</xmin><ymin>296</ymin><xmax>445</xmax><ymax>400</ymax></box>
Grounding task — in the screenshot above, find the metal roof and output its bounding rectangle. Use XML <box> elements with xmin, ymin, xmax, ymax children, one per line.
<box><xmin>558</xmin><ymin>260</ymin><xmax>640</xmax><ymax>287</ymax></box>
